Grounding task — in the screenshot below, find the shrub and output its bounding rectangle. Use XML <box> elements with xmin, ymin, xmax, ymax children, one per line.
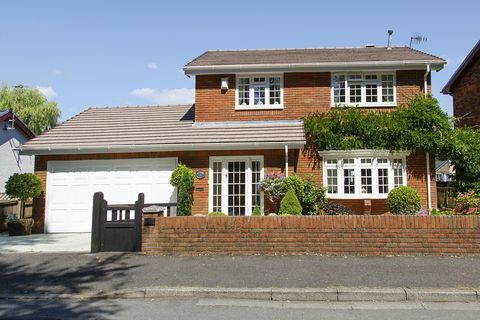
<box><xmin>170</xmin><ymin>163</ymin><xmax>195</xmax><ymax>190</ymax></box>
<box><xmin>177</xmin><ymin>171</ymin><xmax>193</xmax><ymax>216</ymax></box>
<box><xmin>323</xmin><ymin>200</ymin><xmax>355</xmax><ymax>215</ymax></box>
<box><xmin>260</xmin><ymin>172</ymin><xmax>285</xmax><ymax>203</ymax></box>
<box><xmin>5</xmin><ymin>173</ymin><xmax>43</xmax><ymax>218</ymax></box>
<box><xmin>207</xmin><ymin>212</ymin><xmax>227</xmax><ymax>216</ymax></box>
<box><xmin>252</xmin><ymin>206</ymin><xmax>261</xmax><ymax>216</ymax></box>
<box><xmin>453</xmin><ymin>191</ymin><xmax>480</xmax><ymax>215</ymax></box>
<box><xmin>386</xmin><ymin>186</ymin><xmax>422</xmax><ymax>215</ymax></box>
<box><xmin>278</xmin><ymin>189</ymin><xmax>302</xmax><ymax>215</ymax></box>
<box><xmin>6</xmin><ymin>214</ymin><xmax>34</xmax><ymax>236</ymax></box>
<box><xmin>281</xmin><ymin>175</ymin><xmax>326</xmax><ymax>215</ymax></box>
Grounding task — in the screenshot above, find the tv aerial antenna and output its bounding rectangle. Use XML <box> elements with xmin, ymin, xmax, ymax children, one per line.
<box><xmin>410</xmin><ymin>33</ymin><xmax>428</xmax><ymax>48</ymax></box>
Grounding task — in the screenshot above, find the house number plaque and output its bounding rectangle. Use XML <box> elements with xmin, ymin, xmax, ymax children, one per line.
<box><xmin>195</xmin><ymin>170</ymin><xmax>205</xmax><ymax>179</ymax></box>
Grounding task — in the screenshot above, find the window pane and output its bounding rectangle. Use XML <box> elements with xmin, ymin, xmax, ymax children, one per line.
<box><xmin>382</xmin><ymin>75</ymin><xmax>394</xmax><ymax>102</ymax></box>
<box><xmin>327</xmin><ymin>169</ymin><xmax>338</xmax><ymax>194</ymax></box>
<box><xmin>269</xmin><ymin>77</ymin><xmax>281</xmax><ymax>105</ymax></box>
<box><xmin>344</xmin><ymin>168</ymin><xmax>355</xmax><ymax>194</ymax></box>
<box><xmin>349</xmin><ymin>84</ymin><xmax>362</xmax><ymax>103</ymax></box>
<box><xmin>360</xmin><ymin>158</ymin><xmax>372</xmax><ymax>164</ymax></box>
<box><xmin>365</xmin><ymin>74</ymin><xmax>378</xmax><ymax>81</ymax></box>
<box><xmin>251</xmin><ymin>161</ymin><xmax>261</xmax><ymax>211</ymax></box>
<box><xmin>326</xmin><ymin>159</ymin><xmax>337</xmax><ymax>165</ymax></box>
<box><xmin>366</xmin><ymin>84</ymin><xmax>378</xmax><ymax>102</ymax></box>
<box><xmin>254</xmin><ymin>85</ymin><xmax>265</xmax><ymax>105</ymax></box>
<box><xmin>378</xmin><ymin>168</ymin><xmax>389</xmax><ymax>194</ymax></box>
<box><xmin>212</xmin><ymin>162</ymin><xmax>222</xmax><ymax>212</ymax></box>
<box><xmin>393</xmin><ymin>159</ymin><xmax>404</xmax><ymax>187</ymax></box>
<box><xmin>238</xmin><ymin>78</ymin><xmax>250</xmax><ymax>105</ymax></box>
<box><xmin>343</xmin><ymin>158</ymin><xmax>354</xmax><ymax>165</ymax></box>
<box><xmin>377</xmin><ymin>158</ymin><xmax>388</xmax><ymax>164</ymax></box>
<box><xmin>361</xmin><ymin>168</ymin><xmax>372</xmax><ymax>194</ymax></box>
<box><xmin>333</xmin><ymin>75</ymin><xmax>346</xmax><ymax>103</ymax></box>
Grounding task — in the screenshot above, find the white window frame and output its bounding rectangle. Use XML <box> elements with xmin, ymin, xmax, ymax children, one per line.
<box><xmin>331</xmin><ymin>72</ymin><xmax>397</xmax><ymax>107</ymax></box>
<box><xmin>208</xmin><ymin>156</ymin><xmax>264</xmax><ymax>216</ymax></box>
<box><xmin>235</xmin><ymin>74</ymin><xmax>284</xmax><ymax>110</ymax></box>
<box><xmin>321</xmin><ymin>151</ymin><xmax>407</xmax><ymax>199</ymax></box>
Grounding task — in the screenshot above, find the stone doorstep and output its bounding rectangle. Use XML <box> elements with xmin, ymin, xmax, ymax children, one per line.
<box><xmin>1</xmin><ymin>287</ymin><xmax>479</xmax><ymax>303</ymax></box>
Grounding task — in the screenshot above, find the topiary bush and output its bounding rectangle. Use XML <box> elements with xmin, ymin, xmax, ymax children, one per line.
<box><xmin>278</xmin><ymin>189</ymin><xmax>302</xmax><ymax>215</ymax></box>
<box><xmin>5</xmin><ymin>173</ymin><xmax>43</xmax><ymax>219</ymax></box>
<box><xmin>252</xmin><ymin>206</ymin><xmax>261</xmax><ymax>216</ymax></box>
<box><xmin>207</xmin><ymin>212</ymin><xmax>227</xmax><ymax>216</ymax></box>
<box><xmin>177</xmin><ymin>171</ymin><xmax>193</xmax><ymax>216</ymax></box>
<box><xmin>386</xmin><ymin>186</ymin><xmax>422</xmax><ymax>215</ymax></box>
<box><xmin>170</xmin><ymin>163</ymin><xmax>194</xmax><ymax>189</ymax></box>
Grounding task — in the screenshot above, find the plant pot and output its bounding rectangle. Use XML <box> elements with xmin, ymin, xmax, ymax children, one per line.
<box><xmin>7</xmin><ymin>219</ymin><xmax>33</xmax><ymax>236</ymax></box>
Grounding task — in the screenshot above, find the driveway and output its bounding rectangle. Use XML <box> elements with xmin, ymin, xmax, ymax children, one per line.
<box><xmin>0</xmin><ymin>232</ymin><xmax>90</xmax><ymax>253</ymax></box>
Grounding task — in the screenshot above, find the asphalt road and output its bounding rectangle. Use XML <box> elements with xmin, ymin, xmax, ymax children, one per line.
<box><xmin>1</xmin><ymin>298</ymin><xmax>480</xmax><ymax>320</ymax></box>
<box><xmin>1</xmin><ymin>253</ymin><xmax>480</xmax><ymax>296</ymax></box>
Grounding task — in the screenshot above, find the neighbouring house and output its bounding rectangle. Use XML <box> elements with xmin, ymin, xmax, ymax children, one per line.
<box><xmin>0</xmin><ymin>110</ymin><xmax>35</xmax><ymax>218</ymax></box>
<box><xmin>435</xmin><ymin>160</ymin><xmax>453</xmax><ymax>182</ymax></box>
<box><xmin>442</xmin><ymin>40</ymin><xmax>480</xmax><ymax>127</ymax></box>
<box><xmin>18</xmin><ymin>45</ymin><xmax>446</xmax><ymax>233</ymax></box>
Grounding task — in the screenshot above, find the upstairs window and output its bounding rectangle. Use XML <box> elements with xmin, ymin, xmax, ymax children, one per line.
<box><xmin>236</xmin><ymin>75</ymin><xmax>283</xmax><ymax>109</ymax></box>
<box><xmin>332</xmin><ymin>72</ymin><xmax>396</xmax><ymax>107</ymax></box>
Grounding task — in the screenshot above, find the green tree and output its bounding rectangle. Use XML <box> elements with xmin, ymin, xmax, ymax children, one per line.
<box><xmin>278</xmin><ymin>189</ymin><xmax>302</xmax><ymax>215</ymax></box>
<box><xmin>177</xmin><ymin>171</ymin><xmax>193</xmax><ymax>216</ymax></box>
<box><xmin>0</xmin><ymin>85</ymin><xmax>61</xmax><ymax>135</ymax></box>
<box><xmin>5</xmin><ymin>173</ymin><xmax>43</xmax><ymax>218</ymax></box>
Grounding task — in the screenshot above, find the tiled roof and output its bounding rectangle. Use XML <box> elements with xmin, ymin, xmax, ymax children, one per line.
<box><xmin>185</xmin><ymin>46</ymin><xmax>445</xmax><ymax>68</ymax></box>
<box><xmin>19</xmin><ymin>105</ymin><xmax>305</xmax><ymax>154</ymax></box>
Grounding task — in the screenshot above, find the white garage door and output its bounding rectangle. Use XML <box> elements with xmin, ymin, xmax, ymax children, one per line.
<box><xmin>45</xmin><ymin>158</ymin><xmax>177</xmax><ymax>233</ymax></box>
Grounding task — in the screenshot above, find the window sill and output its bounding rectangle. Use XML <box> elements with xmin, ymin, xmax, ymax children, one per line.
<box><xmin>331</xmin><ymin>103</ymin><xmax>397</xmax><ymax>108</ymax></box>
<box><xmin>235</xmin><ymin>105</ymin><xmax>284</xmax><ymax>111</ymax></box>
<box><xmin>327</xmin><ymin>194</ymin><xmax>388</xmax><ymax>200</ymax></box>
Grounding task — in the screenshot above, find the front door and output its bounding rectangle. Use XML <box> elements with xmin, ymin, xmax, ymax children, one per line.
<box><xmin>209</xmin><ymin>157</ymin><xmax>263</xmax><ymax>216</ymax></box>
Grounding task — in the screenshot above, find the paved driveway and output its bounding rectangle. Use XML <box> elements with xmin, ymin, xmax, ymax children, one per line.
<box><xmin>0</xmin><ymin>233</ymin><xmax>90</xmax><ymax>253</ymax></box>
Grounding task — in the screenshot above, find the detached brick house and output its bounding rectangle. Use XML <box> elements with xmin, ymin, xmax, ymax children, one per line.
<box><xmin>442</xmin><ymin>40</ymin><xmax>480</xmax><ymax>128</ymax></box>
<box><xmin>19</xmin><ymin>46</ymin><xmax>445</xmax><ymax>233</ymax></box>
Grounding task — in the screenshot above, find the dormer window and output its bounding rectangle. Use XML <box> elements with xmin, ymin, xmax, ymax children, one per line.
<box><xmin>236</xmin><ymin>75</ymin><xmax>283</xmax><ymax>109</ymax></box>
<box><xmin>332</xmin><ymin>72</ymin><xmax>396</xmax><ymax>107</ymax></box>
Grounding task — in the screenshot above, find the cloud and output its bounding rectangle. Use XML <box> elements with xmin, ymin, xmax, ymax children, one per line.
<box><xmin>147</xmin><ymin>63</ymin><xmax>158</xmax><ymax>70</ymax></box>
<box><xmin>130</xmin><ymin>88</ymin><xmax>194</xmax><ymax>105</ymax></box>
<box><xmin>36</xmin><ymin>86</ymin><xmax>57</xmax><ymax>100</ymax></box>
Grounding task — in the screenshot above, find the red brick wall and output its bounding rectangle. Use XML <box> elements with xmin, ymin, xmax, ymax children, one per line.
<box><xmin>142</xmin><ymin>215</ymin><xmax>480</xmax><ymax>256</ymax></box>
<box><xmin>452</xmin><ymin>54</ymin><xmax>480</xmax><ymax>128</ymax></box>
<box><xmin>195</xmin><ymin>70</ymin><xmax>429</xmax><ymax>122</ymax></box>
<box><xmin>34</xmin><ymin>149</ymin><xmax>434</xmax><ymax>232</ymax></box>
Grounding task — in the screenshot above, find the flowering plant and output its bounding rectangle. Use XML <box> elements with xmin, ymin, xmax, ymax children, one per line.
<box><xmin>260</xmin><ymin>172</ymin><xmax>285</xmax><ymax>203</ymax></box>
<box><xmin>454</xmin><ymin>191</ymin><xmax>480</xmax><ymax>215</ymax></box>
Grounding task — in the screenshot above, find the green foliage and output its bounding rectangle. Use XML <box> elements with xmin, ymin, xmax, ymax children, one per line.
<box><xmin>252</xmin><ymin>206</ymin><xmax>261</xmax><ymax>216</ymax></box>
<box><xmin>177</xmin><ymin>171</ymin><xmax>192</xmax><ymax>216</ymax></box>
<box><xmin>170</xmin><ymin>163</ymin><xmax>195</xmax><ymax>190</ymax></box>
<box><xmin>303</xmin><ymin>95</ymin><xmax>451</xmax><ymax>154</ymax></box>
<box><xmin>281</xmin><ymin>175</ymin><xmax>326</xmax><ymax>215</ymax></box>
<box><xmin>5</xmin><ymin>173</ymin><xmax>42</xmax><ymax>203</ymax></box>
<box><xmin>260</xmin><ymin>172</ymin><xmax>285</xmax><ymax>203</ymax></box>
<box><xmin>207</xmin><ymin>212</ymin><xmax>227</xmax><ymax>216</ymax></box>
<box><xmin>440</xmin><ymin>127</ymin><xmax>480</xmax><ymax>192</ymax></box>
<box><xmin>0</xmin><ymin>85</ymin><xmax>61</xmax><ymax>135</ymax></box>
<box><xmin>278</xmin><ymin>189</ymin><xmax>302</xmax><ymax>215</ymax></box>
<box><xmin>386</xmin><ymin>186</ymin><xmax>422</xmax><ymax>215</ymax></box>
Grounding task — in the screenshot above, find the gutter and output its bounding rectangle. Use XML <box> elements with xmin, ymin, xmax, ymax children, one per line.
<box><xmin>184</xmin><ymin>60</ymin><xmax>446</xmax><ymax>75</ymax></box>
<box><xmin>16</xmin><ymin>141</ymin><xmax>307</xmax><ymax>156</ymax></box>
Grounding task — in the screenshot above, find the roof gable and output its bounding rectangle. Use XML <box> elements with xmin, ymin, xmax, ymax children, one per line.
<box><xmin>0</xmin><ymin>110</ymin><xmax>35</xmax><ymax>140</ymax></box>
<box><xmin>442</xmin><ymin>40</ymin><xmax>480</xmax><ymax>95</ymax></box>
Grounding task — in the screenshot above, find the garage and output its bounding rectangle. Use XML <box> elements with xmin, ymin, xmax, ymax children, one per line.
<box><xmin>45</xmin><ymin>158</ymin><xmax>177</xmax><ymax>233</ymax></box>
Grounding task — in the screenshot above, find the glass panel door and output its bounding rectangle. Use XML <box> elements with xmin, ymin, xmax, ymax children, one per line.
<box><xmin>228</xmin><ymin>161</ymin><xmax>246</xmax><ymax>216</ymax></box>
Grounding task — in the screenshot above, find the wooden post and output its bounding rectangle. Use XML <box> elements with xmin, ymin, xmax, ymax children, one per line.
<box><xmin>134</xmin><ymin>193</ymin><xmax>145</xmax><ymax>252</ymax></box>
<box><xmin>91</xmin><ymin>192</ymin><xmax>104</xmax><ymax>253</ymax></box>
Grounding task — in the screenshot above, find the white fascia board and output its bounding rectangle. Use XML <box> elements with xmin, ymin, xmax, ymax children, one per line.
<box><xmin>318</xmin><ymin>149</ymin><xmax>411</xmax><ymax>157</ymax></box>
<box><xmin>183</xmin><ymin>60</ymin><xmax>446</xmax><ymax>76</ymax></box>
<box><xmin>16</xmin><ymin>141</ymin><xmax>306</xmax><ymax>156</ymax></box>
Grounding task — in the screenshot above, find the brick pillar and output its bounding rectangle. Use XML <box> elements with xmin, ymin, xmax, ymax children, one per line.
<box><xmin>363</xmin><ymin>199</ymin><xmax>372</xmax><ymax>215</ymax></box>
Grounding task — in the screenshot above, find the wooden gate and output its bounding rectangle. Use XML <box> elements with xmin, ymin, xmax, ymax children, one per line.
<box><xmin>91</xmin><ymin>192</ymin><xmax>144</xmax><ymax>253</ymax></box>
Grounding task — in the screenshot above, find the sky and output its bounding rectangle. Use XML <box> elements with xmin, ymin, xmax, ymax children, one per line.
<box><xmin>1</xmin><ymin>0</ymin><xmax>479</xmax><ymax>121</ymax></box>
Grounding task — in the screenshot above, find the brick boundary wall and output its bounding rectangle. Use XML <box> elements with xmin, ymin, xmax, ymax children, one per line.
<box><xmin>142</xmin><ymin>215</ymin><xmax>480</xmax><ymax>256</ymax></box>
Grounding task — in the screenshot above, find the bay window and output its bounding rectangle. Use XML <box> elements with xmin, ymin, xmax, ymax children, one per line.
<box><xmin>332</xmin><ymin>72</ymin><xmax>396</xmax><ymax>107</ymax></box>
<box><xmin>236</xmin><ymin>75</ymin><xmax>283</xmax><ymax>109</ymax></box>
<box><xmin>323</xmin><ymin>152</ymin><xmax>407</xmax><ymax>198</ymax></box>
